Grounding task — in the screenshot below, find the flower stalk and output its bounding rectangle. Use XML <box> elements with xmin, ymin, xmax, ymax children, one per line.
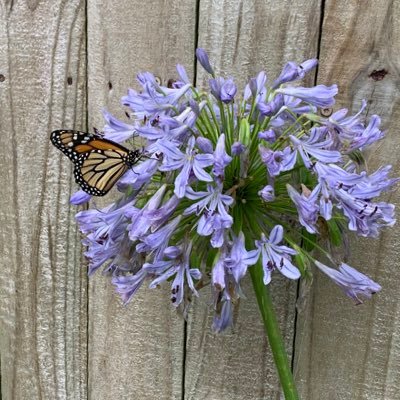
<box><xmin>250</xmin><ymin>261</ymin><xmax>299</xmax><ymax>400</ymax></box>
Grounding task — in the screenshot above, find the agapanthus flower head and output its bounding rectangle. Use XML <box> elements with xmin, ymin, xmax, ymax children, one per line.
<box><xmin>71</xmin><ymin>49</ymin><xmax>398</xmax><ymax>332</ymax></box>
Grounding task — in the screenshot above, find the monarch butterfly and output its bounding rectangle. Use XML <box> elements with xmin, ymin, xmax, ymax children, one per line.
<box><xmin>50</xmin><ymin>129</ymin><xmax>142</xmax><ymax>196</ymax></box>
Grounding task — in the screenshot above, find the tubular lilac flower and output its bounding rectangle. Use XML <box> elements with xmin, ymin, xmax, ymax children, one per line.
<box><xmin>257</xmin><ymin>94</ymin><xmax>284</xmax><ymax>117</ymax></box>
<box><xmin>259</xmin><ymin>146</ymin><xmax>297</xmax><ymax>176</ymax></box>
<box><xmin>220</xmin><ymin>78</ymin><xmax>237</xmax><ymax>103</ymax></box>
<box><xmin>244</xmin><ymin>71</ymin><xmax>267</xmax><ymax>102</ymax></box>
<box><xmin>210</xmin><ymin>77</ymin><xmax>237</xmax><ymax>103</ymax></box>
<box><xmin>126</xmin><ymin>184</ymin><xmax>167</xmax><ymax>240</ymax></box>
<box><xmin>213</xmin><ymin>134</ymin><xmax>232</xmax><ymax>178</ymax></box>
<box><xmin>176</xmin><ymin>64</ymin><xmax>190</xmax><ymax>84</ymax></box>
<box><xmin>112</xmin><ymin>269</ymin><xmax>147</xmax><ymax>305</ymax></box>
<box><xmin>102</xmin><ymin>109</ymin><xmax>135</xmax><ymax>142</ymax></box>
<box><xmin>258</xmin><ymin>129</ymin><xmax>276</xmax><ymax>143</ymax></box>
<box><xmin>315</xmin><ymin>261</ymin><xmax>381</xmax><ymax>304</ymax></box>
<box><xmin>70</xmin><ymin>190</ymin><xmax>92</xmax><ymax>205</ymax></box>
<box><xmin>184</xmin><ymin>185</ymin><xmax>233</xmax><ymax>248</ymax></box>
<box><xmin>196</xmin><ymin>137</ymin><xmax>213</xmax><ymax>153</ymax></box>
<box><xmin>348</xmin><ymin>115</ymin><xmax>385</xmax><ymax>150</ymax></box>
<box><xmin>196</xmin><ymin>48</ymin><xmax>214</xmax><ymax>75</ymax></box>
<box><xmin>145</xmin><ymin>242</ymin><xmax>201</xmax><ymax>307</ymax></box>
<box><xmin>231</xmin><ymin>141</ymin><xmax>246</xmax><ymax>155</ymax></box>
<box><xmin>136</xmin><ymin>216</ymin><xmax>182</xmax><ymax>260</ymax></box>
<box><xmin>272</xmin><ymin>58</ymin><xmax>318</xmax><ymax>88</ymax></box>
<box><xmin>276</xmin><ymin>84</ymin><xmax>338</xmax><ymax>108</ymax></box>
<box><xmin>259</xmin><ymin>185</ymin><xmax>275</xmax><ymax>202</ymax></box>
<box><xmin>289</xmin><ymin>128</ymin><xmax>341</xmax><ymax>168</ymax></box>
<box><xmin>255</xmin><ymin>226</ymin><xmax>300</xmax><ymax>284</ymax></box>
<box><xmin>287</xmin><ymin>184</ymin><xmax>321</xmax><ymax>233</ymax></box>
<box><xmin>117</xmin><ymin>158</ymin><xmax>159</xmax><ymax>191</ymax></box>
<box><xmin>225</xmin><ymin>232</ymin><xmax>259</xmax><ymax>283</ymax></box>
<box><xmin>212</xmin><ymin>297</ymin><xmax>233</xmax><ymax>333</ymax></box>
<box><xmin>157</xmin><ymin>136</ymin><xmax>214</xmax><ymax>197</ymax></box>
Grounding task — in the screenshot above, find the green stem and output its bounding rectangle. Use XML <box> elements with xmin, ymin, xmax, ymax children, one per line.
<box><xmin>249</xmin><ymin>263</ymin><xmax>300</xmax><ymax>400</ymax></box>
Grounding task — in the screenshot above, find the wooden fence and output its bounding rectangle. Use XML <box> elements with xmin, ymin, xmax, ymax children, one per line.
<box><xmin>1</xmin><ymin>0</ymin><xmax>399</xmax><ymax>399</ymax></box>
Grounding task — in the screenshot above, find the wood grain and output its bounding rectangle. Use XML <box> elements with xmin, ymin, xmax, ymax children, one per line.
<box><xmin>86</xmin><ymin>1</ymin><xmax>197</xmax><ymax>399</ymax></box>
<box><xmin>184</xmin><ymin>1</ymin><xmax>321</xmax><ymax>399</ymax></box>
<box><xmin>0</xmin><ymin>0</ymin><xmax>87</xmax><ymax>398</ymax></box>
<box><xmin>294</xmin><ymin>1</ymin><xmax>400</xmax><ymax>399</ymax></box>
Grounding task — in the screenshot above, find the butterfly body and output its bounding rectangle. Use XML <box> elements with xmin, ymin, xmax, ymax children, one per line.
<box><xmin>50</xmin><ymin>129</ymin><xmax>141</xmax><ymax>196</ymax></box>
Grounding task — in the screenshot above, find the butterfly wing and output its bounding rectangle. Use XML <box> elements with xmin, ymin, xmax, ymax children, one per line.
<box><xmin>74</xmin><ymin>149</ymin><xmax>129</xmax><ymax>196</ymax></box>
<box><xmin>51</xmin><ymin>129</ymin><xmax>136</xmax><ymax>196</ymax></box>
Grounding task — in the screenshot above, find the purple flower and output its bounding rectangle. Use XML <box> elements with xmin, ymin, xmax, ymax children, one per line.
<box><xmin>70</xmin><ymin>190</ymin><xmax>91</xmax><ymax>205</ymax></box>
<box><xmin>225</xmin><ymin>232</ymin><xmax>259</xmax><ymax>283</ymax></box>
<box><xmin>176</xmin><ymin>64</ymin><xmax>190</xmax><ymax>84</ymax></box>
<box><xmin>258</xmin><ymin>94</ymin><xmax>284</xmax><ymax>117</ymax></box>
<box><xmin>315</xmin><ymin>261</ymin><xmax>381</xmax><ymax>304</ymax></box>
<box><xmin>210</xmin><ymin>77</ymin><xmax>237</xmax><ymax>103</ymax></box>
<box><xmin>117</xmin><ymin>158</ymin><xmax>159</xmax><ymax>191</ymax></box>
<box><xmin>144</xmin><ymin>243</ymin><xmax>201</xmax><ymax>307</ymax></box>
<box><xmin>196</xmin><ymin>48</ymin><xmax>214</xmax><ymax>75</ymax></box>
<box><xmin>258</xmin><ymin>185</ymin><xmax>275</xmax><ymax>202</ymax></box>
<box><xmin>276</xmin><ymin>84</ymin><xmax>338</xmax><ymax>108</ymax></box>
<box><xmin>259</xmin><ymin>146</ymin><xmax>297</xmax><ymax>176</ymax></box>
<box><xmin>136</xmin><ymin>216</ymin><xmax>182</xmax><ymax>260</ymax></box>
<box><xmin>273</xmin><ymin>59</ymin><xmax>318</xmax><ymax>88</ymax></box>
<box><xmin>212</xmin><ymin>134</ymin><xmax>232</xmax><ymax>178</ymax></box>
<box><xmin>258</xmin><ymin>129</ymin><xmax>276</xmax><ymax>143</ymax></box>
<box><xmin>122</xmin><ymin>79</ymin><xmax>191</xmax><ymax>119</ymax></box>
<box><xmin>315</xmin><ymin>162</ymin><xmax>397</xmax><ymax>237</ymax></box>
<box><xmin>102</xmin><ymin>110</ymin><xmax>135</xmax><ymax>142</ymax></box>
<box><xmin>212</xmin><ymin>296</ymin><xmax>233</xmax><ymax>333</ymax></box>
<box><xmin>289</xmin><ymin>128</ymin><xmax>341</xmax><ymax>168</ymax></box>
<box><xmin>196</xmin><ymin>137</ymin><xmax>213</xmax><ymax>153</ymax></box>
<box><xmin>184</xmin><ymin>184</ymin><xmax>233</xmax><ymax>248</ymax></box>
<box><xmin>112</xmin><ymin>268</ymin><xmax>147</xmax><ymax>305</ymax></box>
<box><xmin>255</xmin><ymin>225</ymin><xmax>300</xmax><ymax>284</ymax></box>
<box><xmin>231</xmin><ymin>141</ymin><xmax>246</xmax><ymax>155</ymax></box>
<box><xmin>136</xmin><ymin>106</ymin><xmax>199</xmax><ymax>143</ymax></box>
<box><xmin>348</xmin><ymin>115</ymin><xmax>385</xmax><ymax>151</ymax></box>
<box><xmin>244</xmin><ymin>71</ymin><xmax>267</xmax><ymax>102</ymax></box>
<box><xmin>220</xmin><ymin>78</ymin><xmax>237</xmax><ymax>103</ymax></box>
<box><xmin>125</xmin><ymin>184</ymin><xmax>167</xmax><ymax>240</ymax></box>
<box><xmin>157</xmin><ymin>136</ymin><xmax>214</xmax><ymax>198</ymax></box>
<box><xmin>76</xmin><ymin>200</ymin><xmax>134</xmax><ymax>275</ymax></box>
<box><xmin>335</xmin><ymin>188</ymin><xmax>396</xmax><ymax>238</ymax></box>
<box><xmin>287</xmin><ymin>184</ymin><xmax>321</xmax><ymax>233</ymax></box>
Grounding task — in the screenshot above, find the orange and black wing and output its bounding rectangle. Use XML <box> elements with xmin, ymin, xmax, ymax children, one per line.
<box><xmin>74</xmin><ymin>149</ymin><xmax>129</xmax><ymax>196</ymax></box>
<box><xmin>50</xmin><ymin>129</ymin><xmax>133</xmax><ymax>196</ymax></box>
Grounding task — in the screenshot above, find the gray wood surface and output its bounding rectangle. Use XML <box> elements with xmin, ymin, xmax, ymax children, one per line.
<box><xmin>86</xmin><ymin>1</ymin><xmax>196</xmax><ymax>399</ymax></box>
<box><xmin>0</xmin><ymin>0</ymin><xmax>87</xmax><ymax>398</ymax></box>
<box><xmin>184</xmin><ymin>1</ymin><xmax>321</xmax><ymax>399</ymax></box>
<box><xmin>294</xmin><ymin>1</ymin><xmax>400</xmax><ymax>399</ymax></box>
<box><xmin>1</xmin><ymin>0</ymin><xmax>400</xmax><ymax>399</ymax></box>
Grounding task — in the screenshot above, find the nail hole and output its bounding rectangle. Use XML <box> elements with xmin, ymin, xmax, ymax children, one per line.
<box><xmin>0</xmin><ymin>74</ymin><xmax>5</xmax><ymax>82</ymax></box>
<box><xmin>369</xmin><ymin>69</ymin><xmax>388</xmax><ymax>81</ymax></box>
<box><xmin>108</xmin><ymin>81</ymin><xmax>113</xmax><ymax>90</ymax></box>
<box><xmin>320</xmin><ymin>108</ymin><xmax>333</xmax><ymax>117</ymax></box>
<box><xmin>67</xmin><ymin>76</ymin><xmax>73</xmax><ymax>85</ymax></box>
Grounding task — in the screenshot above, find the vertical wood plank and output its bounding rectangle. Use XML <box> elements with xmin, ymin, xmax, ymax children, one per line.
<box><xmin>86</xmin><ymin>1</ymin><xmax>197</xmax><ymax>399</ymax></box>
<box><xmin>294</xmin><ymin>1</ymin><xmax>400</xmax><ymax>399</ymax></box>
<box><xmin>184</xmin><ymin>1</ymin><xmax>321</xmax><ymax>399</ymax></box>
<box><xmin>0</xmin><ymin>0</ymin><xmax>87</xmax><ymax>398</ymax></box>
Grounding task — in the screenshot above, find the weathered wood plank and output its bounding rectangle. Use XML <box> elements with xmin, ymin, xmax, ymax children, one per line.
<box><xmin>184</xmin><ymin>1</ymin><xmax>322</xmax><ymax>399</ymax></box>
<box><xmin>294</xmin><ymin>1</ymin><xmax>400</xmax><ymax>399</ymax></box>
<box><xmin>86</xmin><ymin>1</ymin><xmax>197</xmax><ymax>399</ymax></box>
<box><xmin>0</xmin><ymin>0</ymin><xmax>87</xmax><ymax>398</ymax></box>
